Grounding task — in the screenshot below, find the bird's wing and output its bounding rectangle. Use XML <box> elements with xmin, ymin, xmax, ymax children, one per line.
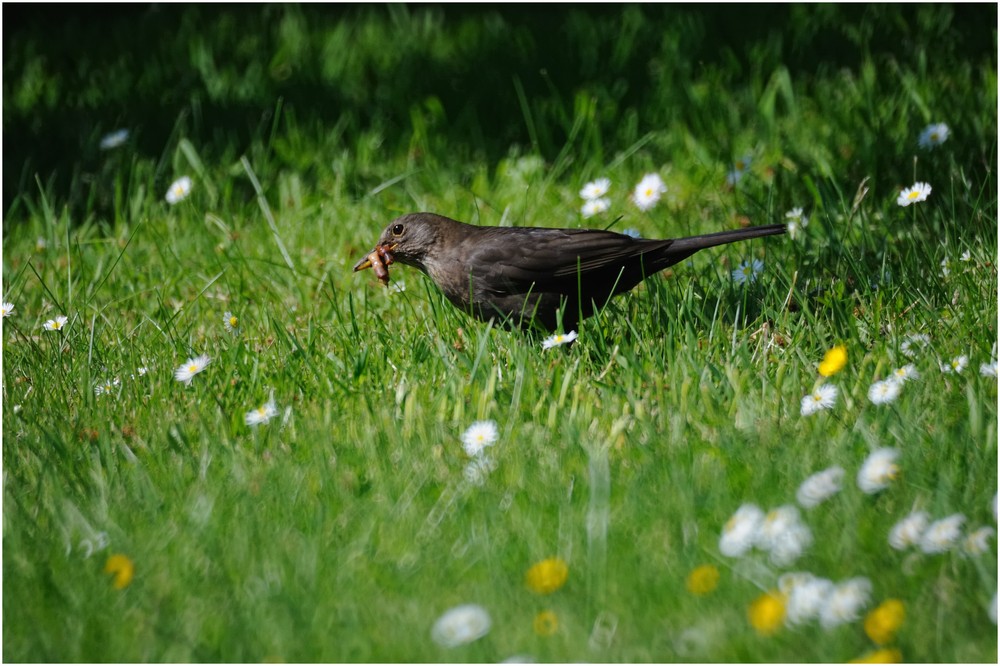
<box><xmin>467</xmin><ymin>228</ymin><xmax>672</xmax><ymax>293</ymax></box>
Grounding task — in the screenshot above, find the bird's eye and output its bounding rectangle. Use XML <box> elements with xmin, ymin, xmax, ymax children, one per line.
<box><xmin>391</xmin><ymin>223</ymin><xmax>405</xmax><ymax>237</ymax></box>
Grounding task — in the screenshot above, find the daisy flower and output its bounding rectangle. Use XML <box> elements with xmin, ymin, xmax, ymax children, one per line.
<box><xmin>42</xmin><ymin>315</ymin><xmax>68</xmax><ymax>332</ymax></box>
<box><xmin>796</xmin><ymin>466</ymin><xmax>845</xmax><ymax>509</ymax></box>
<box><xmin>782</xmin><ymin>573</ymin><xmax>834</xmax><ymax>626</ymax></box>
<box><xmin>542</xmin><ymin>330</ymin><xmax>578</xmax><ymax>350</ymax></box>
<box><xmin>962</xmin><ymin>526</ymin><xmax>995</xmax><ymax>556</ymax></box>
<box><xmin>731</xmin><ymin>258</ymin><xmax>763</xmax><ymax>285</ymax></box>
<box><xmin>959</xmin><ymin>249</ymin><xmax>972</xmax><ymax>262</ymax></box>
<box><xmin>99</xmin><ymin>128</ymin><xmax>130</xmax><ymax>150</ymax></box>
<box><xmin>1</xmin><ymin>302</ymin><xmax>14</xmax><ymax>318</ymax></box>
<box><xmin>900</xmin><ymin>333</ymin><xmax>930</xmax><ymax>358</ymax></box>
<box><xmin>785</xmin><ymin>207</ymin><xmax>809</xmax><ymax>239</ymax></box>
<box><xmin>581</xmin><ymin>197</ymin><xmax>610</xmax><ymax>218</ymax></box>
<box><xmin>719</xmin><ymin>503</ymin><xmax>764</xmax><ymax>557</ymax></box>
<box><xmin>461</xmin><ymin>420</ymin><xmax>498</xmax><ymax>457</ymax></box>
<box><xmin>431</xmin><ymin>603</ymin><xmax>492</xmax><ymax>648</ymax></box>
<box><xmin>940</xmin><ymin>355</ymin><xmax>968</xmax><ymax>374</ymax></box>
<box><xmin>890</xmin><ymin>364</ymin><xmax>919</xmax><ymax>383</ymax></box>
<box><xmin>756</xmin><ymin>505</ymin><xmax>812</xmax><ymax>566</ymax></box>
<box><xmin>631</xmin><ymin>173</ymin><xmax>667</xmax><ymax>211</ymax></box>
<box><xmin>165</xmin><ymin>176</ymin><xmax>193</xmax><ymax>205</ymax></box>
<box><xmin>919</xmin><ymin>513</ymin><xmax>965</xmax><ymax>554</ymax></box>
<box><xmin>726</xmin><ymin>155</ymin><xmax>752</xmax><ymax>186</ymax></box>
<box><xmin>245</xmin><ymin>400</ymin><xmax>279</xmax><ymax>426</ymax></box>
<box><xmin>800</xmin><ymin>384</ymin><xmax>838</xmax><ymax>416</ymax></box>
<box><xmin>579</xmin><ymin>177</ymin><xmax>611</xmax><ymax>200</ymax></box>
<box><xmin>896</xmin><ymin>182</ymin><xmax>931</xmax><ymax>207</ymax></box>
<box><xmin>819</xmin><ymin>577</ymin><xmax>872</xmax><ymax>629</ymax></box>
<box><xmin>868</xmin><ymin>378</ymin><xmax>903</xmax><ymax>405</ymax></box>
<box><xmin>223</xmin><ymin>311</ymin><xmax>240</xmax><ymax>334</ymax></box>
<box><xmin>174</xmin><ymin>354</ymin><xmax>211</xmax><ymax>384</ymax></box>
<box><xmin>917</xmin><ymin>122</ymin><xmax>949</xmax><ymax>150</ymax></box>
<box><xmin>94</xmin><ymin>378</ymin><xmax>120</xmax><ymax>397</ymax></box>
<box><xmin>980</xmin><ymin>360</ymin><xmax>997</xmax><ymax>378</ymax></box>
<box><xmin>888</xmin><ymin>511</ymin><xmax>929</xmax><ymax>550</ymax></box>
<box><xmin>857</xmin><ymin>448</ymin><xmax>900</xmax><ymax>494</ymax></box>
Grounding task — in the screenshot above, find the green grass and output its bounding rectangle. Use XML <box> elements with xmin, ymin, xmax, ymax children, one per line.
<box><xmin>3</xmin><ymin>5</ymin><xmax>997</xmax><ymax>663</ymax></box>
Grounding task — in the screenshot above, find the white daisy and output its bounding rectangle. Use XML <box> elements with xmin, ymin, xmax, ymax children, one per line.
<box><xmin>719</xmin><ymin>503</ymin><xmax>764</xmax><ymax>558</ymax></box>
<box><xmin>731</xmin><ymin>259</ymin><xmax>763</xmax><ymax>285</ymax></box>
<box><xmin>959</xmin><ymin>249</ymin><xmax>972</xmax><ymax>262</ymax></box>
<box><xmin>888</xmin><ymin>511</ymin><xmax>929</xmax><ymax>550</ymax></box>
<box><xmin>245</xmin><ymin>400</ymin><xmax>279</xmax><ymax>426</ymax></box>
<box><xmin>868</xmin><ymin>378</ymin><xmax>903</xmax><ymax>405</ymax></box>
<box><xmin>94</xmin><ymin>378</ymin><xmax>120</xmax><ymax>397</ymax></box>
<box><xmin>726</xmin><ymin>155</ymin><xmax>752</xmax><ymax>186</ymax></box>
<box><xmin>42</xmin><ymin>315</ymin><xmax>68</xmax><ymax>332</ymax></box>
<box><xmin>896</xmin><ymin>182</ymin><xmax>932</xmax><ymax>207</ymax></box>
<box><xmin>1</xmin><ymin>302</ymin><xmax>14</xmax><ymax>318</ymax></box>
<box><xmin>980</xmin><ymin>360</ymin><xmax>998</xmax><ymax>378</ymax></box>
<box><xmin>917</xmin><ymin>122</ymin><xmax>949</xmax><ymax>150</ymax></box>
<box><xmin>785</xmin><ymin>207</ymin><xmax>809</xmax><ymax>239</ymax></box>
<box><xmin>579</xmin><ymin>177</ymin><xmax>611</xmax><ymax>200</ymax></box>
<box><xmin>631</xmin><ymin>173</ymin><xmax>667</xmax><ymax>211</ymax></box>
<box><xmin>165</xmin><ymin>176</ymin><xmax>193</xmax><ymax>205</ymax></box>
<box><xmin>99</xmin><ymin>128</ymin><xmax>130</xmax><ymax>150</ymax></box>
<box><xmin>962</xmin><ymin>526</ymin><xmax>995</xmax><ymax>556</ymax></box>
<box><xmin>461</xmin><ymin>420</ymin><xmax>499</xmax><ymax>457</ymax></box>
<box><xmin>431</xmin><ymin>603</ymin><xmax>492</xmax><ymax>648</ymax></box>
<box><xmin>800</xmin><ymin>384</ymin><xmax>838</xmax><ymax>416</ymax></box>
<box><xmin>756</xmin><ymin>505</ymin><xmax>812</xmax><ymax>566</ymax></box>
<box><xmin>940</xmin><ymin>355</ymin><xmax>968</xmax><ymax>374</ymax></box>
<box><xmin>783</xmin><ymin>574</ymin><xmax>835</xmax><ymax>626</ymax></box>
<box><xmin>796</xmin><ymin>466</ymin><xmax>845</xmax><ymax>509</ymax></box>
<box><xmin>581</xmin><ymin>197</ymin><xmax>611</xmax><ymax>218</ymax></box>
<box><xmin>919</xmin><ymin>513</ymin><xmax>965</xmax><ymax>554</ymax></box>
<box><xmin>542</xmin><ymin>330</ymin><xmax>578</xmax><ymax>350</ymax></box>
<box><xmin>223</xmin><ymin>311</ymin><xmax>240</xmax><ymax>334</ymax></box>
<box><xmin>857</xmin><ymin>448</ymin><xmax>900</xmax><ymax>494</ymax></box>
<box><xmin>890</xmin><ymin>364</ymin><xmax>920</xmax><ymax>383</ymax></box>
<box><xmin>174</xmin><ymin>354</ymin><xmax>211</xmax><ymax>384</ymax></box>
<box><xmin>819</xmin><ymin>577</ymin><xmax>872</xmax><ymax>629</ymax></box>
<box><xmin>900</xmin><ymin>333</ymin><xmax>930</xmax><ymax>358</ymax></box>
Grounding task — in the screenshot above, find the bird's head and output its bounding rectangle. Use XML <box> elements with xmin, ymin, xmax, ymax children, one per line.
<box><xmin>353</xmin><ymin>213</ymin><xmax>450</xmax><ymax>283</ymax></box>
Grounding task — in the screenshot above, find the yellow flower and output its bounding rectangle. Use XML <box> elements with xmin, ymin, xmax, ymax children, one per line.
<box><xmin>849</xmin><ymin>648</ymin><xmax>903</xmax><ymax>663</ymax></box>
<box><xmin>864</xmin><ymin>599</ymin><xmax>905</xmax><ymax>645</ymax></box>
<box><xmin>104</xmin><ymin>553</ymin><xmax>135</xmax><ymax>590</ymax></box>
<box><xmin>525</xmin><ymin>557</ymin><xmax>568</xmax><ymax>595</ymax></box>
<box><xmin>747</xmin><ymin>591</ymin><xmax>785</xmax><ymax>636</ymax></box>
<box><xmin>818</xmin><ymin>345</ymin><xmax>848</xmax><ymax>377</ymax></box>
<box><xmin>533</xmin><ymin>610</ymin><xmax>559</xmax><ymax>636</ymax></box>
<box><xmin>685</xmin><ymin>564</ymin><xmax>720</xmax><ymax>596</ymax></box>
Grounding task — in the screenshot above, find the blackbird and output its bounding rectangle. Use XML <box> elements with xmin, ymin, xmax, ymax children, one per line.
<box><xmin>354</xmin><ymin>212</ymin><xmax>786</xmax><ymax>331</ymax></box>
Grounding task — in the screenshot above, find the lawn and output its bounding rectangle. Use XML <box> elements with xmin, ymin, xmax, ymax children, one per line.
<box><xmin>2</xmin><ymin>4</ymin><xmax>997</xmax><ymax>662</ymax></box>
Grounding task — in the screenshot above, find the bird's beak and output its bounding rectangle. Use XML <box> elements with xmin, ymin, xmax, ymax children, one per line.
<box><xmin>353</xmin><ymin>243</ymin><xmax>397</xmax><ymax>286</ymax></box>
<box><xmin>352</xmin><ymin>243</ymin><xmax>397</xmax><ymax>272</ymax></box>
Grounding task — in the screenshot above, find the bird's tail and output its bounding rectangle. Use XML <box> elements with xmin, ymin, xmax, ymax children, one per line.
<box><xmin>646</xmin><ymin>222</ymin><xmax>786</xmax><ymax>271</ymax></box>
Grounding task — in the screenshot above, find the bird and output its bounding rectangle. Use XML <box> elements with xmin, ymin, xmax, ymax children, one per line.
<box><xmin>354</xmin><ymin>212</ymin><xmax>786</xmax><ymax>331</ymax></box>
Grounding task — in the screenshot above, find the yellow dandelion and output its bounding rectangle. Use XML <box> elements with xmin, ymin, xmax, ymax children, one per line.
<box><xmin>818</xmin><ymin>345</ymin><xmax>848</xmax><ymax>377</ymax></box>
<box><xmin>849</xmin><ymin>648</ymin><xmax>903</xmax><ymax>663</ymax></box>
<box><xmin>864</xmin><ymin>599</ymin><xmax>905</xmax><ymax>645</ymax></box>
<box><xmin>748</xmin><ymin>591</ymin><xmax>785</xmax><ymax>636</ymax></box>
<box><xmin>533</xmin><ymin>610</ymin><xmax>559</xmax><ymax>636</ymax></box>
<box><xmin>685</xmin><ymin>564</ymin><xmax>720</xmax><ymax>596</ymax></box>
<box><xmin>104</xmin><ymin>553</ymin><xmax>135</xmax><ymax>590</ymax></box>
<box><xmin>525</xmin><ymin>557</ymin><xmax>568</xmax><ymax>595</ymax></box>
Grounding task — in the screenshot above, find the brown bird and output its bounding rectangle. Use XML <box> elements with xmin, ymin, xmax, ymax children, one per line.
<box><xmin>354</xmin><ymin>212</ymin><xmax>785</xmax><ymax>331</ymax></box>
